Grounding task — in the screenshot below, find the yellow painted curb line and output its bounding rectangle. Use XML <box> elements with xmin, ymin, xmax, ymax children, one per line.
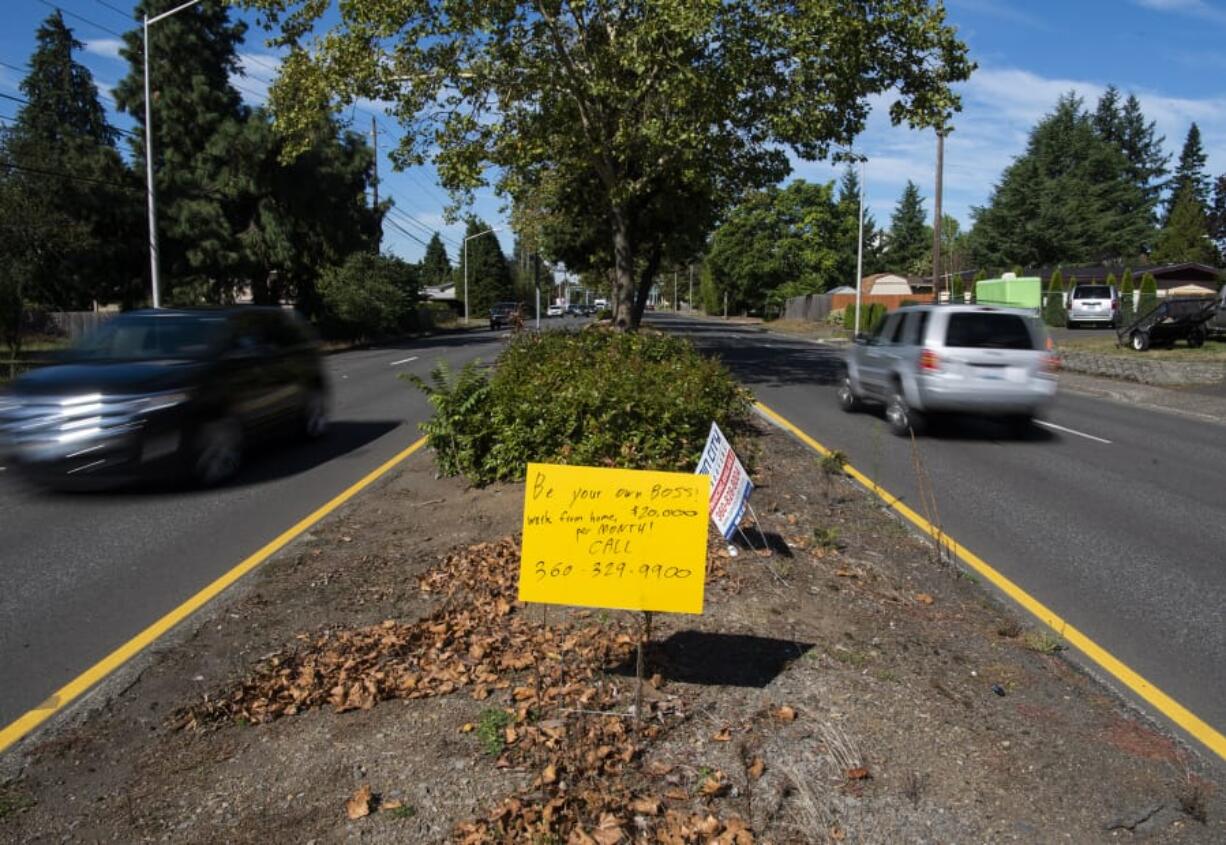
<box><xmin>0</xmin><ymin>435</ymin><xmax>429</xmax><ymax>755</ymax></box>
<box><xmin>753</xmin><ymin>400</ymin><xmax>1226</xmax><ymax>762</ymax></box>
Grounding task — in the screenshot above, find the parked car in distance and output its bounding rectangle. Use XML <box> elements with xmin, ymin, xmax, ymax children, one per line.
<box><xmin>0</xmin><ymin>307</ymin><xmax>328</xmax><ymax>489</ymax></box>
<box><xmin>1066</xmin><ymin>284</ymin><xmax>1119</xmax><ymax>329</ymax></box>
<box><xmin>565</xmin><ymin>304</ymin><xmax>583</xmax><ymax>317</ymax></box>
<box><xmin>546</xmin><ymin>304</ymin><xmax>564</xmax><ymax>318</ymax></box>
<box><xmin>839</xmin><ymin>304</ymin><xmax>1058</xmax><ymax>436</ymax></box>
<box><xmin>489</xmin><ymin>301</ymin><xmax>524</xmax><ymax>330</ymax></box>
<box><xmin>1208</xmin><ymin>286</ymin><xmax>1226</xmax><ymax>338</ymax></box>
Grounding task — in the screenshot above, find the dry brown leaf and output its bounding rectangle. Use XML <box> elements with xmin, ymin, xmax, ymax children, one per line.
<box><xmin>711</xmin><ymin>727</ymin><xmax>732</xmax><ymax>742</ymax></box>
<box><xmin>381</xmin><ymin>799</ymin><xmax>402</xmax><ymax>811</ymax></box>
<box><xmin>345</xmin><ymin>784</ymin><xmax>372</xmax><ymax>820</ymax></box>
<box><xmin>699</xmin><ymin>772</ymin><xmax>728</xmax><ymax>797</ymax></box>
<box><xmin>845</xmin><ymin>766</ymin><xmax>871</xmax><ymax>780</ymax></box>
<box><xmin>591</xmin><ymin>813</ymin><xmax>624</xmax><ymax>845</ymax></box>
<box><xmin>664</xmin><ymin>787</ymin><xmax>689</xmax><ymax>801</ymax></box>
<box><xmin>775</xmin><ymin>705</ymin><xmax>797</xmax><ymax>722</ymax></box>
<box><xmin>630</xmin><ymin>796</ymin><xmax>661</xmax><ymax>815</ymax></box>
<box><xmin>542</xmin><ymin>763</ymin><xmax>558</xmax><ymax>784</ymax></box>
<box><xmin>747</xmin><ymin>757</ymin><xmax>765</xmax><ymax>780</ymax></box>
<box><xmin>645</xmin><ymin>760</ymin><xmax>674</xmax><ymax>776</ymax></box>
<box><xmin>915</xmin><ymin>593</ymin><xmax>935</xmax><ymax>605</ymax></box>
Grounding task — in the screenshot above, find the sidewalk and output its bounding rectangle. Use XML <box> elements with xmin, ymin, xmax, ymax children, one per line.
<box><xmin>1058</xmin><ymin>370</ymin><xmax>1226</xmax><ymax>427</ymax></box>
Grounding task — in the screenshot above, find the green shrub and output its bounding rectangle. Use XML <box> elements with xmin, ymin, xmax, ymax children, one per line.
<box><xmin>949</xmin><ymin>277</ymin><xmax>964</xmax><ymax>303</ymax></box>
<box><xmin>865</xmin><ymin>302</ymin><xmax>888</xmax><ymax>333</ymax></box>
<box><xmin>410</xmin><ymin>330</ymin><xmax>753</xmax><ymax>485</ymax></box>
<box><xmin>842</xmin><ymin>302</ymin><xmax>857</xmax><ymax>331</ymax></box>
<box><xmin>1044</xmin><ymin>270</ymin><xmax>1066</xmax><ymax>327</ymax></box>
<box><xmin>317</xmin><ymin>252</ymin><xmax>421</xmax><ymax>340</ymax></box>
<box><xmin>1120</xmin><ymin>269</ymin><xmax>1135</xmax><ymax>322</ymax></box>
<box><xmin>1138</xmin><ymin>272</ymin><xmax>1158</xmax><ymax>315</ymax></box>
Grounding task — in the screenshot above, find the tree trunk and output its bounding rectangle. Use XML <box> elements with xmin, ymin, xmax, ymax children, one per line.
<box><xmin>630</xmin><ymin>245</ymin><xmax>662</xmax><ymax>328</ymax></box>
<box><xmin>610</xmin><ymin>205</ymin><xmax>636</xmax><ymax>331</ymax></box>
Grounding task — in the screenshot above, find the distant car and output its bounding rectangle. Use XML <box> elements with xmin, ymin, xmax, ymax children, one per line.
<box><xmin>489</xmin><ymin>301</ymin><xmax>524</xmax><ymax>330</ymax></box>
<box><xmin>547</xmin><ymin>304</ymin><xmax>564</xmax><ymax>318</ymax></box>
<box><xmin>0</xmin><ymin>307</ymin><xmax>328</xmax><ymax>489</ymax></box>
<box><xmin>565</xmin><ymin>304</ymin><xmax>582</xmax><ymax>317</ymax></box>
<box><xmin>839</xmin><ymin>304</ymin><xmax>1058</xmax><ymax>436</ymax></box>
<box><xmin>1066</xmin><ymin>284</ymin><xmax>1119</xmax><ymax>329</ymax></box>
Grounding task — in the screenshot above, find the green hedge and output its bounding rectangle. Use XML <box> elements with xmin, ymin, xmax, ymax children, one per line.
<box><xmin>410</xmin><ymin>330</ymin><xmax>753</xmax><ymax>485</ymax></box>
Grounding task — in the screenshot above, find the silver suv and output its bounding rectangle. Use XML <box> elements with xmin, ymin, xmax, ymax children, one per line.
<box><xmin>839</xmin><ymin>305</ymin><xmax>1059</xmax><ymax>436</ymax></box>
<box><xmin>1066</xmin><ymin>284</ymin><xmax>1119</xmax><ymax>328</ymax></box>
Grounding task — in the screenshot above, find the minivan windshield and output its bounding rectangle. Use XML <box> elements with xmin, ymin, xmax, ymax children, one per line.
<box><xmin>944</xmin><ymin>313</ymin><xmax>1037</xmax><ymax>350</ymax></box>
<box><xmin>71</xmin><ymin>314</ymin><xmax>229</xmax><ymax>361</ymax></box>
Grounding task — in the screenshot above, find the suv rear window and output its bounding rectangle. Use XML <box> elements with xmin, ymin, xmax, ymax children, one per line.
<box><xmin>944</xmin><ymin>313</ymin><xmax>1037</xmax><ymax>350</ymax></box>
<box><xmin>1072</xmin><ymin>285</ymin><xmax>1111</xmax><ymax>299</ymax></box>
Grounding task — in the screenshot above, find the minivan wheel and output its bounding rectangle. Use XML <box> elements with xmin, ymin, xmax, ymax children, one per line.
<box><xmin>885</xmin><ymin>387</ymin><xmax>920</xmax><ymax>437</ymax></box>
<box><xmin>193</xmin><ymin>416</ymin><xmax>243</xmax><ymax>486</ymax></box>
<box><xmin>301</xmin><ymin>389</ymin><xmax>329</xmax><ymax>439</ymax></box>
<box><xmin>837</xmin><ymin>377</ymin><xmax>862</xmax><ymax>413</ymax></box>
<box><xmin>1130</xmin><ymin>330</ymin><xmax>1150</xmax><ymax>351</ymax></box>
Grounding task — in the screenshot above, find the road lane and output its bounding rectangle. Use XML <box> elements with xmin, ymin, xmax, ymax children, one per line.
<box><xmin>655</xmin><ymin>313</ymin><xmax>1226</xmax><ymax>746</ymax></box>
<box><xmin>0</xmin><ymin>325</ymin><xmax>523</xmax><ymax>728</ymax></box>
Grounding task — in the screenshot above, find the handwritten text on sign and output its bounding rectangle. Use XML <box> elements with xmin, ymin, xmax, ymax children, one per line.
<box><xmin>519</xmin><ymin>463</ymin><xmax>709</xmax><ymax>614</ymax></box>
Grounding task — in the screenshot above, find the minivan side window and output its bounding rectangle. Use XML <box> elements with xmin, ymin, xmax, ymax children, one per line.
<box><xmin>873</xmin><ymin>314</ymin><xmax>901</xmax><ymax>343</ymax></box>
<box><xmin>888</xmin><ymin>313</ymin><xmax>908</xmax><ymax>344</ymax></box>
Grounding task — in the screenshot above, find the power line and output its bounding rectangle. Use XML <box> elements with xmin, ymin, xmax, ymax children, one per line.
<box><xmin>383</xmin><ymin>216</ymin><xmax>431</xmax><ymax>249</ymax></box>
<box><xmin>386</xmin><ymin>203</ymin><xmax>459</xmax><ymax>248</ymax></box>
<box><xmin>37</xmin><ymin>0</ymin><xmax>125</xmax><ymax>39</ymax></box>
<box><xmin>0</xmin><ymin>157</ymin><xmax>142</xmax><ymax>195</ymax></box>
<box><xmin>93</xmin><ymin>0</ymin><xmax>131</xmax><ymax>20</ymax></box>
<box><xmin>0</xmin><ymin>89</ymin><xmax>141</xmax><ymax>141</ymax></box>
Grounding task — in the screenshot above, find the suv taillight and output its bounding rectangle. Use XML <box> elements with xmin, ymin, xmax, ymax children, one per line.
<box><xmin>1112</xmin><ymin>298</ymin><xmax>1120</xmax><ymax>311</ymax></box>
<box><xmin>918</xmin><ymin>349</ymin><xmax>940</xmax><ymax>372</ymax></box>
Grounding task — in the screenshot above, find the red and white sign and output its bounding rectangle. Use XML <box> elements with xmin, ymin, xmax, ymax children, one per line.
<box><xmin>696</xmin><ymin>422</ymin><xmax>753</xmax><ymax>539</ymax></box>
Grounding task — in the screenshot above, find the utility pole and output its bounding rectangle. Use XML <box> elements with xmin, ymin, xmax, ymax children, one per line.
<box><xmin>932</xmin><ymin>130</ymin><xmax>945</xmax><ymax>303</ymax></box>
<box><xmin>534</xmin><ymin>253</ymin><xmax>541</xmax><ymax>330</ymax></box>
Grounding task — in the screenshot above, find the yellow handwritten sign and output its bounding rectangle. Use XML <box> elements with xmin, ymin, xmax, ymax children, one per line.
<box><xmin>519</xmin><ymin>463</ymin><xmax>710</xmax><ymax>614</ymax></box>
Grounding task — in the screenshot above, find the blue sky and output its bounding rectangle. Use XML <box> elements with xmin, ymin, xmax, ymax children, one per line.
<box><xmin>2</xmin><ymin>0</ymin><xmax>1223</xmax><ymax>264</ymax></box>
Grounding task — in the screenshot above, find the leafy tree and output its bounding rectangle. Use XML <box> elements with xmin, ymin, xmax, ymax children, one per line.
<box><xmin>1120</xmin><ymin>268</ymin><xmax>1135</xmax><ymax>322</ymax></box>
<box><xmin>1044</xmin><ymin>271</ymin><xmax>1066</xmax><ymax>327</ymax></box>
<box><xmin>949</xmin><ymin>274</ymin><xmax>964</xmax><ymax>303</ymax></box>
<box><xmin>1138</xmin><ymin>272</ymin><xmax>1158</xmax><ymax>314</ymax></box>
<box><xmin>115</xmin><ymin>0</ymin><xmax>248</xmax><ymax>303</ymax></box>
<box><xmin>1154</xmin><ymin>186</ymin><xmax>1218</xmax><ymax>265</ymax></box>
<box><xmin>885</xmin><ymin>181</ymin><xmax>929</xmax><ymax>271</ymax></box>
<box><xmin>218</xmin><ymin>110</ymin><xmax>383</xmax><ymax>311</ymax></box>
<box><xmin>969</xmin><ymin>94</ymin><xmax>1150</xmax><ymax>267</ymax></box>
<box><xmin>1</xmin><ymin>12</ymin><xmax>140</xmax><ymax>311</ymax></box>
<box><xmin>705</xmin><ymin>180</ymin><xmax>842</xmax><ymax>315</ymax></box>
<box><xmin>252</xmin><ymin>0</ymin><xmax>972</xmax><ymax>330</ymax></box>
<box><xmin>317</xmin><ymin>252</ymin><xmax>420</xmax><ymax>338</ymax></box>
<box><xmin>457</xmin><ymin>217</ymin><xmax>513</xmax><ymax>315</ymax></box>
<box><xmin>1167</xmin><ymin>123</ymin><xmax>1209</xmax><ymax>220</ymax></box>
<box><xmin>420</xmin><ymin>233</ymin><xmax>452</xmax><ymax>289</ymax></box>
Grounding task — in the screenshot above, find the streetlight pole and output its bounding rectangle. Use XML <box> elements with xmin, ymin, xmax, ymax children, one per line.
<box><xmin>855</xmin><ymin>157</ymin><xmax>866</xmax><ymax>335</ymax></box>
<box><xmin>142</xmin><ymin>0</ymin><xmax>206</xmax><ymax>309</ymax></box>
<box><xmin>463</xmin><ymin>226</ymin><xmax>501</xmax><ymax>324</ymax></box>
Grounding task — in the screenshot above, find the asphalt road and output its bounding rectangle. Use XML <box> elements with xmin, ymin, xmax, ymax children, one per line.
<box><xmin>0</xmin><ymin>317</ymin><xmax>581</xmax><ymax>731</ymax></box>
<box><xmin>653</xmin><ymin>312</ymin><xmax>1226</xmax><ymax>750</ymax></box>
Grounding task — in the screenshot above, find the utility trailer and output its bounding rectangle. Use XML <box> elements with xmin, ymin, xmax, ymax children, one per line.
<box><xmin>1116</xmin><ymin>297</ymin><xmax>1216</xmax><ymax>351</ymax></box>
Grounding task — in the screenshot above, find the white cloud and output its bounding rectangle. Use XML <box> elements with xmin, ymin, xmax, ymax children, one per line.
<box><xmin>1133</xmin><ymin>0</ymin><xmax>1226</xmax><ymax>24</ymax></box>
<box><xmin>789</xmin><ymin>65</ymin><xmax>1226</xmax><ymax>230</ymax></box>
<box><xmin>83</xmin><ymin>39</ymin><xmax>124</xmax><ymax>61</ymax></box>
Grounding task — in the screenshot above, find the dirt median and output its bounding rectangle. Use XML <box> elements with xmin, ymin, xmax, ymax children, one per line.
<box><xmin>1</xmin><ymin>420</ymin><xmax>1223</xmax><ymax>843</ymax></box>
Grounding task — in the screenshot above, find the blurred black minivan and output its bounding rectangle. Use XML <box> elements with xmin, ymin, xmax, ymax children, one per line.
<box><xmin>0</xmin><ymin>307</ymin><xmax>328</xmax><ymax>489</ymax></box>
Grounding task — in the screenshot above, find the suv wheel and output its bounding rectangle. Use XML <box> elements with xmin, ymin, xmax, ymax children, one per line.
<box><xmin>1130</xmin><ymin>330</ymin><xmax>1150</xmax><ymax>351</ymax></box>
<box><xmin>193</xmin><ymin>416</ymin><xmax>243</xmax><ymax>486</ymax></box>
<box><xmin>885</xmin><ymin>386</ymin><xmax>920</xmax><ymax>437</ymax></box>
<box><xmin>301</xmin><ymin>389</ymin><xmax>329</xmax><ymax>439</ymax></box>
<box><xmin>837</xmin><ymin>377</ymin><xmax>862</xmax><ymax>413</ymax></box>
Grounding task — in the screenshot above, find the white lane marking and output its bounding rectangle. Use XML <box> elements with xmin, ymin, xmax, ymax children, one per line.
<box><xmin>389</xmin><ymin>356</ymin><xmax>419</xmax><ymax>366</ymax></box>
<box><xmin>1035</xmin><ymin>420</ymin><xmax>1112</xmax><ymax>444</ymax></box>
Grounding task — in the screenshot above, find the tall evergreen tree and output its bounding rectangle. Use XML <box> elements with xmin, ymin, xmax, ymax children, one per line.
<box><xmin>1093</xmin><ymin>85</ymin><xmax>1123</xmax><ymax>147</ymax></box>
<box><xmin>420</xmin><ymin>233</ymin><xmax>452</xmax><ymax>289</ymax></box>
<box><xmin>457</xmin><ymin>216</ymin><xmax>513</xmax><ymax>314</ymax></box>
<box><xmin>886</xmin><ymin>181</ymin><xmax>928</xmax><ymax>272</ymax></box>
<box><xmin>1208</xmin><ymin>175</ymin><xmax>1226</xmax><ymax>256</ymax></box>
<box><xmin>1120</xmin><ymin>268</ymin><xmax>1135</xmax><ymax>321</ymax></box>
<box><xmin>1118</xmin><ymin>93</ymin><xmax>1169</xmax><ymax>216</ymax></box>
<box><xmin>1167</xmin><ymin>123</ymin><xmax>1209</xmax><ymax>221</ymax></box>
<box><xmin>115</xmin><ymin>0</ymin><xmax>248</xmax><ymax>302</ymax></box>
<box><xmin>834</xmin><ymin>165</ymin><xmax>881</xmax><ymax>285</ymax></box>
<box><xmin>969</xmin><ymin>94</ymin><xmax>1149</xmax><ymax>267</ymax></box>
<box><xmin>0</xmin><ymin>12</ymin><xmax>140</xmax><ymax>310</ymax></box>
<box><xmin>1154</xmin><ymin>186</ymin><xmax>1218</xmax><ymax>265</ymax></box>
